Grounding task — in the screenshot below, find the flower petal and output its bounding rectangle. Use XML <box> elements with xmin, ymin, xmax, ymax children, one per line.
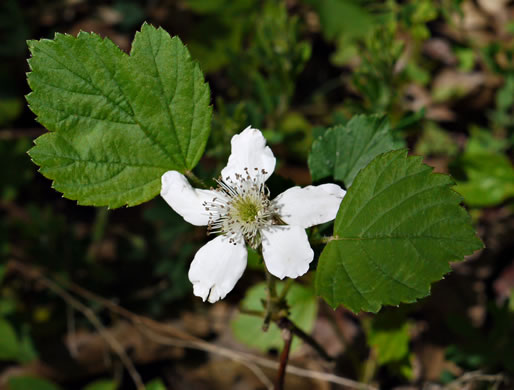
<box><xmin>188</xmin><ymin>235</ymin><xmax>247</xmax><ymax>303</ymax></box>
<box><xmin>273</xmin><ymin>184</ymin><xmax>346</xmax><ymax>229</ymax></box>
<box><xmin>221</xmin><ymin>126</ymin><xmax>276</xmax><ymax>182</ymax></box>
<box><xmin>261</xmin><ymin>225</ymin><xmax>314</xmax><ymax>279</ymax></box>
<box><xmin>161</xmin><ymin>171</ymin><xmax>220</xmax><ymax>226</ymax></box>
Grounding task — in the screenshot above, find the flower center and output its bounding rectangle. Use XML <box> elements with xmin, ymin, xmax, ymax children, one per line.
<box><xmin>203</xmin><ymin>168</ymin><xmax>277</xmax><ymax>248</ymax></box>
<box><xmin>233</xmin><ymin>198</ymin><xmax>260</xmax><ymax>223</ymax></box>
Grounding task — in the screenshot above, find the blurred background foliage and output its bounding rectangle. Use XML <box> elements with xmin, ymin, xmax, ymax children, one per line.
<box><xmin>0</xmin><ymin>0</ymin><xmax>513</xmax><ymax>389</ymax></box>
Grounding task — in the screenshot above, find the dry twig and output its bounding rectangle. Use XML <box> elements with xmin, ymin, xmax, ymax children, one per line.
<box><xmin>443</xmin><ymin>370</ymin><xmax>505</xmax><ymax>390</ymax></box>
<box><xmin>9</xmin><ymin>259</ymin><xmax>377</xmax><ymax>390</ymax></box>
<box><xmin>9</xmin><ymin>261</ymin><xmax>145</xmax><ymax>390</ymax></box>
<box><xmin>276</xmin><ymin>327</ymin><xmax>293</xmax><ymax>390</ymax></box>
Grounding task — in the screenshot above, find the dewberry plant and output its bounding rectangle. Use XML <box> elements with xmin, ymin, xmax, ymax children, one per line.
<box><xmin>25</xmin><ymin>23</ymin><xmax>483</xmax><ymax>388</ymax></box>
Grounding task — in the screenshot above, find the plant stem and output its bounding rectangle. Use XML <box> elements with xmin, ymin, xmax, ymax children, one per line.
<box><xmin>265</xmin><ymin>267</ymin><xmax>277</xmax><ymax>298</ymax></box>
<box><xmin>275</xmin><ymin>327</ymin><xmax>293</xmax><ymax>390</ymax></box>
<box><xmin>263</xmin><ymin>267</ymin><xmax>277</xmax><ymax>331</ymax></box>
<box><xmin>360</xmin><ymin>350</ymin><xmax>378</xmax><ymax>384</ymax></box>
<box><xmin>279</xmin><ymin>317</ymin><xmax>334</xmax><ymax>362</ymax></box>
<box><xmin>87</xmin><ymin>207</ymin><xmax>109</xmax><ymax>262</ymax></box>
<box><xmin>309</xmin><ymin>236</ymin><xmax>336</xmax><ymax>245</ymax></box>
<box><xmin>277</xmin><ymin>278</ymin><xmax>293</xmax><ymax>302</ymax></box>
<box><xmin>259</xmin><ymin>252</ymin><xmax>333</xmax><ymax>363</ymax></box>
<box><xmin>239</xmin><ymin>308</ymin><xmax>265</xmax><ymax>317</ymax></box>
<box><xmin>185</xmin><ymin>170</ymin><xmax>208</xmax><ymax>189</ymax></box>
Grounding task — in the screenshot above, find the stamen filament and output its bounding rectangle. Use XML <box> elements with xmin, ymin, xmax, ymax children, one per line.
<box><xmin>203</xmin><ymin>168</ymin><xmax>276</xmax><ymax>248</ymax></box>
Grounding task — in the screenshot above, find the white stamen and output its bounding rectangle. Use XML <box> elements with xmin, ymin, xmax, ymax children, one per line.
<box><xmin>204</xmin><ymin>168</ymin><xmax>276</xmax><ymax>248</ymax></box>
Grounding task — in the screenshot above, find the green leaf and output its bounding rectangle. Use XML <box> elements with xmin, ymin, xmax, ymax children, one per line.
<box><xmin>0</xmin><ymin>97</ymin><xmax>23</xmax><ymax>126</ymax></box>
<box><xmin>17</xmin><ymin>326</ymin><xmax>38</xmax><ymax>363</ymax></box>
<box><xmin>308</xmin><ymin>114</ymin><xmax>404</xmax><ymax>186</ymax></box>
<box><xmin>8</xmin><ymin>376</ymin><xmax>62</xmax><ymax>390</ymax></box>
<box><xmin>466</xmin><ymin>127</ymin><xmax>509</xmax><ymax>155</ymax></box>
<box><xmin>83</xmin><ymin>379</ymin><xmax>117</xmax><ymax>390</ymax></box>
<box><xmin>453</xmin><ymin>152</ymin><xmax>514</xmax><ymax>207</ymax></box>
<box><xmin>0</xmin><ymin>298</ymin><xmax>16</xmax><ymax>316</ymax></box>
<box><xmin>315</xmin><ymin>149</ymin><xmax>483</xmax><ymax>313</ymax></box>
<box><xmin>414</xmin><ymin>122</ymin><xmax>458</xmax><ymax>157</ymax></box>
<box><xmin>305</xmin><ymin>0</ymin><xmax>375</xmax><ymax>40</ymax></box>
<box><xmin>453</xmin><ymin>128</ymin><xmax>514</xmax><ymax>207</ymax></box>
<box><xmin>231</xmin><ymin>282</ymin><xmax>317</xmax><ymax>352</ymax></box>
<box><xmin>26</xmin><ymin>23</ymin><xmax>211</xmax><ymax>208</ymax></box>
<box><xmin>0</xmin><ymin>318</ymin><xmax>20</xmax><ymax>361</ymax></box>
<box><xmin>145</xmin><ymin>379</ymin><xmax>166</xmax><ymax>390</ymax></box>
<box><xmin>366</xmin><ymin>312</ymin><xmax>410</xmax><ymax>365</ymax></box>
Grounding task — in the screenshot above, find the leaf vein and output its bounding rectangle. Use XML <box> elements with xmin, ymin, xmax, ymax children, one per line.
<box><xmin>358</xmin><ymin>241</ymin><xmax>424</xmax><ymax>295</ymax></box>
<box><xmin>358</xmin><ymin>183</ymin><xmax>449</xmax><ymax>235</ymax></box>
<box><xmin>35</xmin><ymin>46</ymin><xmax>133</xmax><ymax>118</ymax></box>
<box><xmin>33</xmin><ymin>152</ymin><xmax>170</xmax><ymax>169</ymax></box>
<box><xmin>334</xmin><ymin>235</ymin><xmax>472</xmax><ymax>243</ymax></box>
<box><xmin>343</xmin><ymin>168</ymin><xmax>431</xmax><ymax>233</ymax></box>
<box><xmin>335</xmin><ymin>244</ymin><xmax>372</xmax><ymax>306</ymax></box>
<box><xmin>390</xmin><ymin>200</ymin><xmax>459</xmax><ymax>234</ymax></box>
<box><xmin>35</xmin><ymin>101</ymin><xmax>136</xmax><ymax>126</ymax></box>
<box><xmin>147</xmin><ymin>30</ymin><xmax>186</xmax><ymax>166</ymax></box>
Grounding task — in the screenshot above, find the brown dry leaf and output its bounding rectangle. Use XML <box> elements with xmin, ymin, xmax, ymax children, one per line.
<box><xmin>477</xmin><ymin>0</ymin><xmax>510</xmax><ymax>15</ymax></box>
<box><xmin>423</xmin><ymin>38</ymin><xmax>457</xmax><ymax>65</ymax></box>
<box><xmin>97</xmin><ymin>6</ymin><xmax>124</xmax><ymax>25</ymax></box>
<box><xmin>186</xmin><ymin>359</ymin><xmax>320</xmax><ymax>390</ymax></box>
<box><xmin>181</xmin><ymin>311</ymin><xmax>212</xmax><ymax>337</ymax></box>
<box><xmin>423</xmin><ymin>157</ymin><xmax>449</xmax><ymax>174</ymax></box>
<box><xmin>432</xmin><ymin>69</ymin><xmax>485</xmax><ymax>102</ymax></box>
<box><xmin>208</xmin><ymin>302</ymin><xmax>232</xmax><ymax>334</ymax></box>
<box><xmin>185</xmin><ymin>360</ymin><xmax>268</xmax><ymax>390</ymax></box>
<box><xmin>404</xmin><ymin>84</ymin><xmax>456</xmax><ymax>122</ymax></box>
<box><xmin>455</xmin><ymin>1</ymin><xmax>489</xmax><ymax>31</ymax></box>
<box><xmin>0</xmin><ymin>321</ymin><xmax>184</xmax><ymax>387</ymax></box>
<box><xmin>65</xmin><ymin>321</ymin><xmax>184</xmax><ymax>369</ymax></box>
<box><xmin>442</xmin><ymin>1</ymin><xmax>495</xmax><ymax>44</ymax></box>
<box><xmin>418</xmin><ymin>344</ymin><xmax>463</xmax><ymax>383</ymax></box>
<box><xmin>418</xmin><ymin>344</ymin><xmax>446</xmax><ymax>381</ymax></box>
<box><xmin>311</xmin><ymin>317</ymin><xmax>344</xmax><ymax>358</ymax></box>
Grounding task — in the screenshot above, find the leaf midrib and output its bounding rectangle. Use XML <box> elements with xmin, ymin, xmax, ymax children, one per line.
<box><xmin>146</xmin><ymin>31</ymin><xmax>187</xmax><ymax>167</ymax></box>
<box><xmin>330</xmin><ymin>235</ymin><xmax>472</xmax><ymax>243</ymax></box>
<box><xmin>35</xmin><ymin>38</ymin><xmax>179</xmax><ymax>169</ymax></box>
<box><xmin>339</xmin><ymin>158</ymin><xmax>424</xmax><ymax>231</ymax></box>
<box><xmin>32</xmin><ymin>151</ymin><xmax>170</xmax><ymax>170</ymax></box>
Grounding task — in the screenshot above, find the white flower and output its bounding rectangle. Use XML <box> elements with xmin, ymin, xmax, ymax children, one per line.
<box><xmin>161</xmin><ymin>126</ymin><xmax>346</xmax><ymax>303</ymax></box>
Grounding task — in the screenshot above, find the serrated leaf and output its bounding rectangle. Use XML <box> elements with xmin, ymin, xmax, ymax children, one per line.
<box><xmin>26</xmin><ymin>23</ymin><xmax>211</xmax><ymax>208</ymax></box>
<box><xmin>315</xmin><ymin>149</ymin><xmax>483</xmax><ymax>313</ymax></box>
<box><xmin>308</xmin><ymin>114</ymin><xmax>404</xmax><ymax>186</ymax></box>
<box><xmin>231</xmin><ymin>282</ymin><xmax>317</xmax><ymax>352</ymax></box>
